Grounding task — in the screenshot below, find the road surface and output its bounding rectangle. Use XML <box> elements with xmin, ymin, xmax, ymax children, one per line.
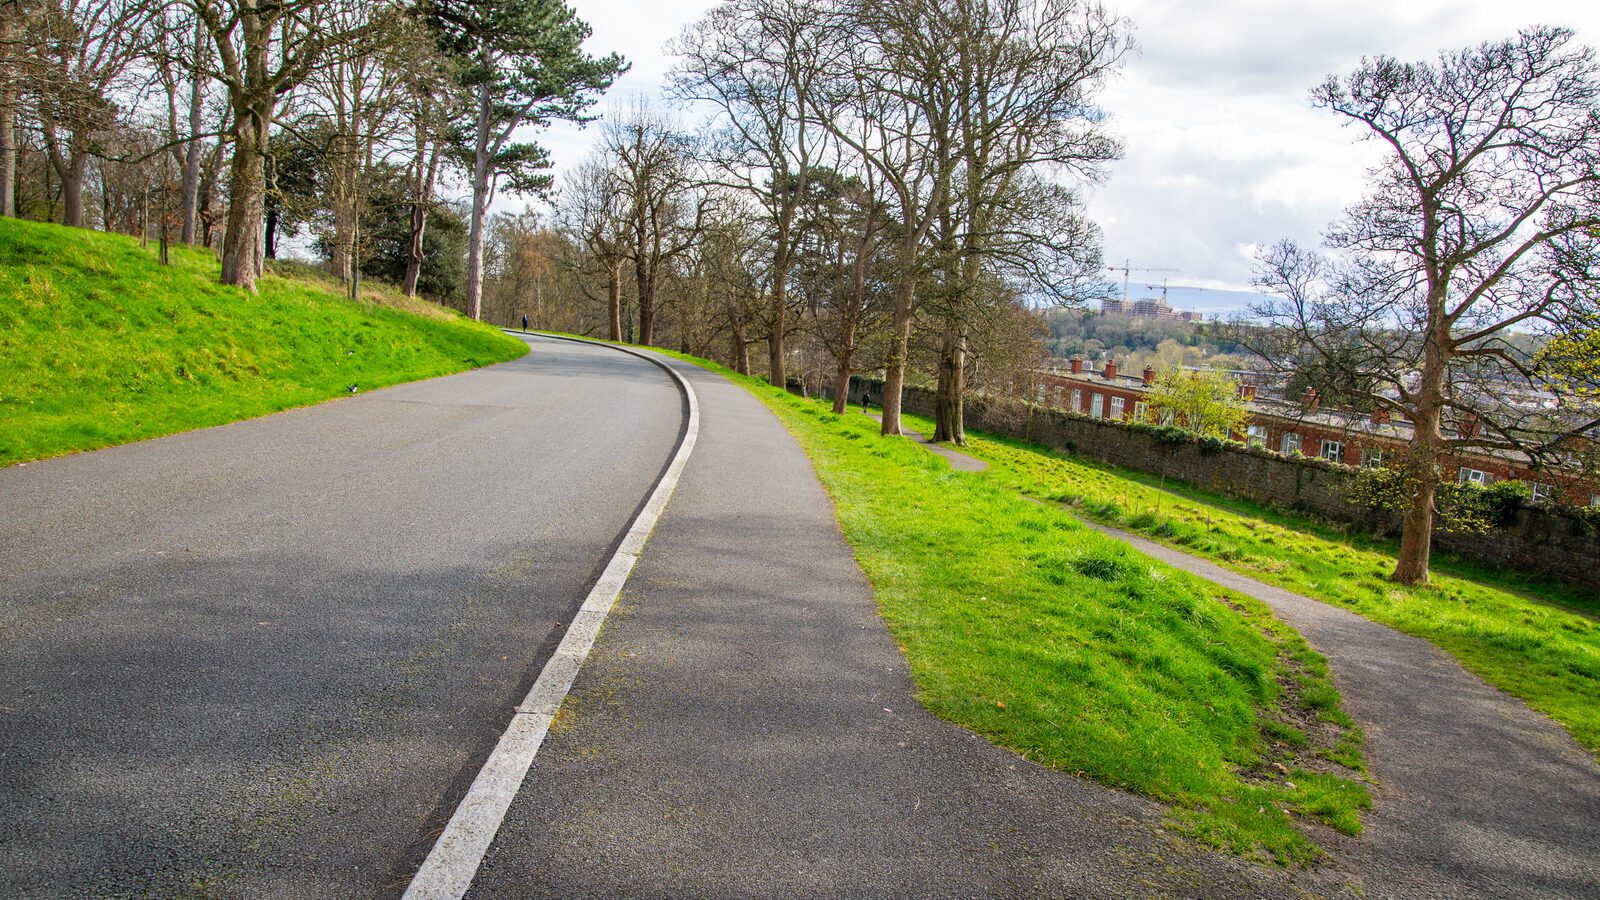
<box><xmin>0</xmin><ymin>334</ymin><xmax>684</xmax><ymax>898</ymax></box>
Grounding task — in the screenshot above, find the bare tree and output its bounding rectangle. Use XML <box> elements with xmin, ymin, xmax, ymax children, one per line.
<box><xmin>1249</xmin><ymin>26</ymin><xmax>1600</xmax><ymax>584</ymax></box>
<box><xmin>792</xmin><ymin>163</ymin><xmax>894</xmax><ymax>412</ymax></box>
<box><xmin>556</xmin><ymin>154</ymin><xmax>630</xmax><ymax>340</ymax></box>
<box><xmin>927</xmin><ymin>0</ymin><xmax>1127</xmax><ymax>444</ymax></box>
<box><xmin>181</xmin><ymin>0</ymin><xmax>368</xmax><ymax>289</ymax></box>
<box><xmin>807</xmin><ymin>0</ymin><xmax>960</xmax><ymax>436</ymax></box>
<box><xmin>670</xmin><ymin>0</ymin><xmax>828</xmax><ymax>387</ymax></box>
<box><xmin>29</xmin><ymin>0</ymin><xmax>146</xmax><ymax>227</ymax></box>
<box><xmin>602</xmin><ymin>101</ymin><xmax>707</xmax><ymax>347</ymax></box>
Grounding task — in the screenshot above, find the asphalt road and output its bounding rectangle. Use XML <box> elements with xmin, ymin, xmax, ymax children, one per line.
<box><xmin>0</xmin><ymin>334</ymin><xmax>685</xmax><ymax>898</ymax></box>
<box><xmin>463</xmin><ymin>352</ymin><xmax>1326</xmax><ymax>899</ymax></box>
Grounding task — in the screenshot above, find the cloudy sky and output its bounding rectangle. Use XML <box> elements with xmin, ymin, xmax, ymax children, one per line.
<box><xmin>522</xmin><ymin>0</ymin><xmax>1600</xmax><ymax>314</ymax></box>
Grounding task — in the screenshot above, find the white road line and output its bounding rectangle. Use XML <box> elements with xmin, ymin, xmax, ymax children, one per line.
<box><xmin>402</xmin><ymin>336</ymin><xmax>700</xmax><ymax>900</ymax></box>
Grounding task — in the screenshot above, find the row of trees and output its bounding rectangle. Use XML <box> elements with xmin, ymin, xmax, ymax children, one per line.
<box><xmin>0</xmin><ymin>0</ymin><xmax>623</xmax><ymax>308</ymax></box>
<box><xmin>526</xmin><ymin>0</ymin><xmax>1129</xmax><ymax>443</ymax></box>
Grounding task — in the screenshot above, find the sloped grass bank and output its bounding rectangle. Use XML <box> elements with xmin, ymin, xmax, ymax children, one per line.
<box><xmin>1</xmin><ymin>218</ymin><xmax>526</xmax><ymax>465</ymax></box>
<box><xmin>656</xmin><ymin>352</ymin><xmax>1368</xmax><ymax>865</ymax></box>
<box><xmin>917</xmin><ymin>416</ymin><xmax>1600</xmax><ymax>758</ymax></box>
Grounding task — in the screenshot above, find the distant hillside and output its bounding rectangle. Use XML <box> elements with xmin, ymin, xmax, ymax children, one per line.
<box><xmin>0</xmin><ymin>218</ymin><xmax>527</xmax><ymax>465</ymax></box>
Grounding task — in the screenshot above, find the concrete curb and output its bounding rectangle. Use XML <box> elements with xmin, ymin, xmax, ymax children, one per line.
<box><xmin>402</xmin><ymin>334</ymin><xmax>701</xmax><ymax>900</ymax></box>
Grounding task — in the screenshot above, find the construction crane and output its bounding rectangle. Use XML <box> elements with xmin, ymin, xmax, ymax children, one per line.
<box><xmin>1106</xmin><ymin>259</ymin><xmax>1179</xmax><ymax>304</ymax></box>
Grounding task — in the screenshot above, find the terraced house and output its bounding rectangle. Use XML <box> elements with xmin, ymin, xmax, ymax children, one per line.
<box><xmin>1024</xmin><ymin>358</ymin><xmax>1600</xmax><ymax>508</ymax></box>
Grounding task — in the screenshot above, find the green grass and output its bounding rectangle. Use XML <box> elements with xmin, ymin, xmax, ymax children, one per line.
<box><xmin>912</xmin><ymin>415</ymin><xmax>1600</xmax><ymax>758</ymax></box>
<box><xmin>0</xmin><ymin>218</ymin><xmax>526</xmax><ymax>465</ymax></box>
<box><xmin>650</xmin><ymin>350</ymin><xmax>1369</xmax><ymax>865</ymax></box>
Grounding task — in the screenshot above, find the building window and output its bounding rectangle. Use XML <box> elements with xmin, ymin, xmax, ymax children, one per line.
<box><xmin>1071</xmin><ymin>388</ymin><xmax>1082</xmax><ymax>412</ymax></box>
<box><xmin>1159</xmin><ymin>408</ymin><xmax>1174</xmax><ymax>426</ymax></box>
<box><xmin>1361</xmin><ymin>448</ymin><xmax>1386</xmax><ymax>468</ymax></box>
<box><xmin>1590</xmin><ymin>494</ymin><xmax>1600</xmax><ymax>508</ymax></box>
<box><xmin>1246</xmin><ymin>425</ymin><xmax>1267</xmax><ymax>448</ymax></box>
<box><xmin>1134</xmin><ymin>401</ymin><xmax>1149</xmax><ymax>422</ymax></box>
<box><xmin>1320</xmin><ymin>439</ymin><xmax>1343</xmax><ymax>462</ymax></box>
<box><xmin>1280</xmin><ymin>433</ymin><xmax>1301</xmax><ymax>455</ymax></box>
<box><xmin>1052</xmin><ymin>385</ymin><xmax>1064</xmax><ymax>407</ymax></box>
<box><xmin>1034</xmin><ymin>385</ymin><xmax>1046</xmax><ymax>404</ymax></box>
<box><xmin>1530</xmin><ymin>483</ymin><xmax>1553</xmax><ymax>503</ymax></box>
<box><xmin>1458</xmin><ymin>467</ymin><xmax>1491</xmax><ymax>486</ymax></box>
<box><xmin>1110</xmin><ymin>397</ymin><xmax>1125</xmax><ymax>420</ymax></box>
<box><xmin>1090</xmin><ymin>393</ymin><xmax>1104</xmax><ymax>418</ymax></box>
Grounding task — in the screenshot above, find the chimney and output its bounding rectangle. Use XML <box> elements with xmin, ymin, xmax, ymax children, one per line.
<box><xmin>1103</xmin><ymin>359</ymin><xmax>1117</xmax><ymax>380</ymax></box>
<box><xmin>1304</xmin><ymin>388</ymin><xmax>1319</xmax><ymax>411</ymax></box>
<box><xmin>1372</xmin><ymin>407</ymin><xmax>1390</xmax><ymax>426</ymax></box>
<box><xmin>1070</xmin><ymin>357</ymin><xmax>1083</xmax><ymax>375</ymax></box>
<box><xmin>1142</xmin><ymin>366</ymin><xmax>1156</xmax><ymax>386</ymax></box>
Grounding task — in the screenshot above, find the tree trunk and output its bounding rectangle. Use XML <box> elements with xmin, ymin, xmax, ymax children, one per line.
<box><xmin>606</xmin><ymin>260</ymin><xmax>623</xmax><ymax>341</ymax></box>
<box><xmin>1392</xmin><ymin>317</ymin><xmax>1450</xmax><ymax>584</ymax></box>
<box><xmin>464</xmin><ymin>81</ymin><xmax>494</xmax><ymax>320</ymax></box>
<box><xmin>832</xmin><ymin>360</ymin><xmax>853</xmax><ymax>415</ymax></box>
<box><xmin>180</xmin><ymin>25</ymin><xmax>204</xmax><ymax>244</ymax></box>
<box><xmin>403</xmin><ymin>145</ymin><xmax>438</xmax><ymax>297</ymax></box>
<box><xmin>636</xmin><ymin>255</ymin><xmax>655</xmax><ymax>346</ymax></box>
<box><xmin>767</xmin><ymin>318</ymin><xmax>785</xmax><ymax>389</ymax></box>
<box><xmin>403</xmin><ymin>200</ymin><xmax>428</xmax><ymax>296</ymax></box>
<box><xmin>933</xmin><ymin>325</ymin><xmax>967</xmax><ymax>444</ymax></box>
<box><xmin>220</xmin><ymin>98</ymin><xmax>270</xmax><ymax>290</ymax></box>
<box><xmin>0</xmin><ymin>86</ymin><xmax>14</xmax><ymax>217</ymax></box>
<box><xmin>60</xmin><ymin>158</ymin><xmax>86</xmax><ymax>228</ymax></box>
<box><xmin>264</xmin><ymin>206</ymin><xmax>278</xmax><ymax>259</ymax></box>
<box><xmin>878</xmin><ymin>269</ymin><xmax>917</xmax><ymax>436</ymax></box>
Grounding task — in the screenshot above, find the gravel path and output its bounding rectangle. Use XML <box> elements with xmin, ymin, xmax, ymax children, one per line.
<box><xmin>907</xmin><ymin>433</ymin><xmax>1600</xmax><ymax>897</ymax></box>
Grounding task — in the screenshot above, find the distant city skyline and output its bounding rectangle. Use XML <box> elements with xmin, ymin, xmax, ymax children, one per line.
<box><xmin>501</xmin><ymin>0</ymin><xmax>1600</xmax><ymax>305</ymax></box>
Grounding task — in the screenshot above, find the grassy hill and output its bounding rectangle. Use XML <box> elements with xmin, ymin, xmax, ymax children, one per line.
<box><xmin>0</xmin><ymin>218</ymin><xmax>526</xmax><ymax>466</ymax></box>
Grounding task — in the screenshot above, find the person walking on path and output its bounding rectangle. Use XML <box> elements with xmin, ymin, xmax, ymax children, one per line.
<box><xmin>521</xmin><ymin>315</ymin><xmax>529</xmax><ymax>333</ymax></box>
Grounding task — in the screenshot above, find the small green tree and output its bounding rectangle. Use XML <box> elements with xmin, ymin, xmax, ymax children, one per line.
<box><xmin>1147</xmin><ymin>368</ymin><xmax>1252</xmax><ymax>441</ymax></box>
<box><xmin>1538</xmin><ymin>330</ymin><xmax>1600</xmax><ymax>400</ymax></box>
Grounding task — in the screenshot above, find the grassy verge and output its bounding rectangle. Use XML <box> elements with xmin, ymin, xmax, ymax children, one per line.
<box><xmin>1</xmin><ymin>218</ymin><xmax>526</xmax><ymax>466</ymax></box>
<box><xmin>909</xmin><ymin>415</ymin><xmax>1600</xmax><ymax>758</ymax></box>
<box><xmin>650</xmin><ymin>350</ymin><xmax>1368</xmax><ymax>864</ymax></box>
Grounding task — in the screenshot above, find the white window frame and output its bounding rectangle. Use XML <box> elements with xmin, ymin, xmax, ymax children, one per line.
<box><xmin>1070</xmin><ymin>388</ymin><xmax>1082</xmax><ymax>412</ymax></box>
<box><xmin>1134</xmin><ymin>401</ymin><xmax>1149</xmax><ymax>423</ymax></box>
<box><xmin>1320</xmin><ymin>439</ymin><xmax>1343</xmax><ymax>462</ymax></box>
<box><xmin>1530</xmin><ymin>483</ymin><xmax>1554</xmax><ymax>503</ymax></box>
<box><xmin>1280</xmin><ymin>433</ymin><xmax>1301</xmax><ymax>455</ymax></box>
<box><xmin>1110</xmin><ymin>397</ymin><xmax>1125</xmax><ymax>420</ymax></box>
<box><xmin>1361</xmin><ymin>448</ymin><xmax>1386</xmax><ymax>468</ymax></box>
<box><xmin>1035</xmin><ymin>385</ymin><xmax>1046</xmax><ymax>404</ymax></box>
<box><xmin>1458</xmin><ymin>467</ymin><xmax>1491</xmax><ymax>486</ymax></box>
<box><xmin>1090</xmin><ymin>393</ymin><xmax>1104</xmax><ymax>419</ymax></box>
<box><xmin>1245</xmin><ymin>425</ymin><xmax>1267</xmax><ymax>447</ymax></box>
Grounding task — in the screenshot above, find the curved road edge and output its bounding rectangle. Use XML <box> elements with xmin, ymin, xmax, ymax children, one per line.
<box><xmin>402</xmin><ymin>335</ymin><xmax>702</xmax><ymax>900</ymax></box>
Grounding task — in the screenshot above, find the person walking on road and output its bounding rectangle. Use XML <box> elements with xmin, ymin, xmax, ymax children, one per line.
<box><xmin>521</xmin><ymin>315</ymin><xmax>529</xmax><ymax>333</ymax></box>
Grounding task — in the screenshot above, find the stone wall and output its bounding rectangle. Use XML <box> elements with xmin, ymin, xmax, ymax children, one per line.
<box><xmin>895</xmin><ymin>384</ymin><xmax>1600</xmax><ymax>592</ymax></box>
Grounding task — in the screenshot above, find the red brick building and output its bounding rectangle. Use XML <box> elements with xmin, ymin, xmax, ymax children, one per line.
<box><xmin>1019</xmin><ymin>358</ymin><xmax>1600</xmax><ymax>507</ymax></box>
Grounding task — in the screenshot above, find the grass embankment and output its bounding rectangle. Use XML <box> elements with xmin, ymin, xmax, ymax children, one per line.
<box><xmin>0</xmin><ymin>218</ymin><xmax>526</xmax><ymax>465</ymax></box>
<box><xmin>654</xmin><ymin>351</ymin><xmax>1369</xmax><ymax>865</ymax></box>
<box><xmin>909</xmin><ymin>415</ymin><xmax>1600</xmax><ymax>758</ymax></box>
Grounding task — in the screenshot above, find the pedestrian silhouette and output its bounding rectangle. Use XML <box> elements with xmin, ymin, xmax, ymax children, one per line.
<box><xmin>521</xmin><ymin>315</ymin><xmax>529</xmax><ymax>332</ymax></box>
